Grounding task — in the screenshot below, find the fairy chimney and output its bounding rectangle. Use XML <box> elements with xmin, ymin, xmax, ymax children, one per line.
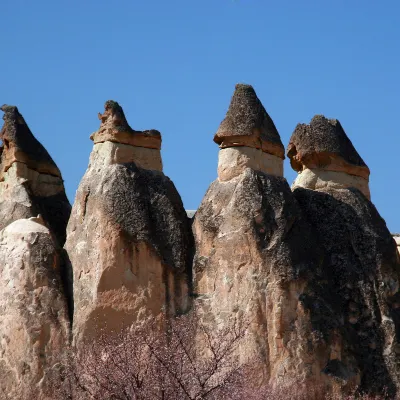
<box><xmin>65</xmin><ymin>101</ymin><xmax>193</xmax><ymax>345</ymax></box>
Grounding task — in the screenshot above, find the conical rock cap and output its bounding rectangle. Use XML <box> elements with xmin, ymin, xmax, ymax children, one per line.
<box><xmin>0</xmin><ymin>105</ymin><xmax>61</xmax><ymax>178</ymax></box>
<box><xmin>90</xmin><ymin>100</ymin><xmax>161</xmax><ymax>150</ymax></box>
<box><xmin>214</xmin><ymin>84</ymin><xmax>284</xmax><ymax>159</ymax></box>
<box><xmin>287</xmin><ymin>115</ymin><xmax>369</xmax><ymax>179</ymax></box>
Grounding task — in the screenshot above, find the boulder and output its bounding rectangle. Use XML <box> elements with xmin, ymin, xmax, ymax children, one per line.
<box><xmin>66</xmin><ymin>101</ymin><xmax>193</xmax><ymax>345</ymax></box>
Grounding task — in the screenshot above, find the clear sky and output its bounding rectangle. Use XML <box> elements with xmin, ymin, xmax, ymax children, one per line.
<box><xmin>2</xmin><ymin>1</ymin><xmax>400</xmax><ymax>231</ymax></box>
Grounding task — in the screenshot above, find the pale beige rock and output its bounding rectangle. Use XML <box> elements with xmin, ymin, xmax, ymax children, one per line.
<box><xmin>0</xmin><ymin>219</ymin><xmax>69</xmax><ymax>399</ymax></box>
<box><xmin>91</xmin><ymin>141</ymin><xmax>163</xmax><ymax>171</ymax></box>
<box><xmin>292</xmin><ymin>168</ymin><xmax>370</xmax><ymax>199</ymax></box>
<box><xmin>192</xmin><ymin>168</ymin><xmax>341</xmax><ymax>394</ymax></box>
<box><xmin>66</xmin><ymin>110</ymin><xmax>192</xmax><ymax>345</ymax></box>
<box><xmin>217</xmin><ymin>147</ymin><xmax>283</xmax><ymax>181</ymax></box>
<box><xmin>0</xmin><ymin>161</ymin><xmax>65</xmax><ymax>197</ymax></box>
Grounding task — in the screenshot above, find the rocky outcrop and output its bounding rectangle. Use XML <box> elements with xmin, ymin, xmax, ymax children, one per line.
<box><xmin>193</xmin><ymin>84</ymin><xmax>323</xmax><ymax>389</ymax></box>
<box><xmin>66</xmin><ymin>101</ymin><xmax>193</xmax><ymax>345</ymax></box>
<box><xmin>287</xmin><ymin>116</ymin><xmax>400</xmax><ymax>396</ymax></box>
<box><xmin>0</xmin><ymin>106</ymin><xmax>71</xmax><ymax>399</ymax></box>
<box><xmin>0</xmin><ymin>218</ymin><xmax>70</xmax><ymax>399</ymax></box>
<box><xmin>287</xmin><ymin>115</ymin><xmax>371</xmax><ymax>199</ymax></box>
<box><xmin>193</xmin><ymin>89</ymin><xmax>400</xmax><ymax>398</ymax></box>
<box><xmin>0</xmin><ymin>105</ymin><xmax>71</xmax><ymax>246</ymax></box>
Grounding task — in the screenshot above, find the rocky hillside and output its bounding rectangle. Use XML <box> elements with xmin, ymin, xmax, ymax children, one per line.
<box><xmin>0</xmin><ymin>85</ymin><xmax>399</xmax><ymax>399</ymax></box>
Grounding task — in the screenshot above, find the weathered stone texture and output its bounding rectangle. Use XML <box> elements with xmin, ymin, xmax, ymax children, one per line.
<box><xmin>90</xmin><ymin>100</ymin><xmax>161</xmax><ymax>150</ymax></box>
<box><xmin>0</xmin><ymin>219</ymin><xmax>70</xmax><ymax>399</ymax></box>
<box><xmin>287</xmin><ymin>115</ymin><xmax>370</xmax><ymax>179</ymax></box>
<box><xmin>66</xmin><ymin>101</ymin><xmax>193</xmax><ymax>345</ymax></box>
<box><xmin>214</xmin><ymin>84</ymin><xmax>285</xmax><ymax>159</ymax></box>
<box><xmin>287</xmin><ymin>116</ymin><xmax>400</xmax><ymax>396</ymax></box>
<box><xmin>0</xmin><ymin>105</ymin><xmax>71</xmax><ymax>246</ymax></box>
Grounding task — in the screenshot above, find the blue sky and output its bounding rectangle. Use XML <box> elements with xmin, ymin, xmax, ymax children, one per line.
<box><xmin>2</xmin><ymin>0</ymin><xmax>400</xmax><ymax>231</ymax></box>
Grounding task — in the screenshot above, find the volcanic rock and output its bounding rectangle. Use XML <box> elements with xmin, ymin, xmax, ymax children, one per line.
<box><xmin>0</xmin><ymin>218</ymin><xmax>70</xmax><ymax>399</ymax></box>
<box><xmin>193</xmin><ymin>85</ymin><xmax>329</xmax><ymax>392</ymax></box>
<box><xmin>287</xmin><ymin>115</ymin><xmax>370</xmax><ymax>199</ymax></box>
<box><xmin>287</xmin><ymin>120</ymin><xmax>400</xmax><ymax>396</ymax></box>
<box><xmin>0</xmin><ymin>105</ymin><xmax>71</xmax><ymax>246</ymax></box>
<box><xmin>215</xmin><ymin>84</ymin><xmax>284</xmax><ymax>181</ymax></box>
<box><xmin>90</xmin><ymin>100</ymin><xmax>161</xmax><ymax>150</ymax></box>
<box><xmin>66</xmin><ymin>101</ymin><xmax>192</xmax><ymax>345</ymax></box>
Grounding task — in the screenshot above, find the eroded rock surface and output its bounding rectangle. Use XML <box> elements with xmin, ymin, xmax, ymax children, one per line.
<box><xmin>66</xmin><ymin>101</ymin><xmax>193</xmax><ymax>345</ymax></box>
<box><xmin>288</xmin><ymin>115</ymin><xmax>370</xmax><ymax>199</ymax></box>
<box><xmin>287</xmin><ymin>117</ymin><xmax>400</xmax><ymax>396</ymax></box>
<box><xmin>0</xmin><ymin>105</ymin><xmax>71</xmax><ymax>246</ymax></box>
<box><xmin>214</xmin><ymin>84</ymin><xmax>285</xmax><ymax>159</ymax></box>
<box><xmin>193</xmin><ymin>84</ymin><xmax>327</xmax><ymax>391</ymax></box>
<box><xmin>0</xmin><ymin>219</ymin><xmax>70</xmax><ymax>399</ymax></box>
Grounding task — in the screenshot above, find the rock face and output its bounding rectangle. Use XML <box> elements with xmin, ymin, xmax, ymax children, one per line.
<box><xmin>0</xmin><ymin>106</ymin><xmax>71</xmax><ymax>399</ymax></box>
<box><xmin>0</xmin><ymin>219</ymin><xmax>70</xmax><ymax>399</ymax></box>
<box><xmin>286</xmin><ymin>116</ymin><xmax>400</xmax><ymax>396</ymax></box>
<box><xmin>193</xmin><ymin>85</ymin><xmax>321</xmax><ymax>387</ymax></box>
<box><xmin>287</xmin><ymin>115</ymin><xmax>371</xmax><ymax>199</ymax></box>
<box><xmin>0</xmin><ymin>105</ymin><xmax>71</xmax><ymax>246</ymax></box>
<box><xmin>66</xmin><ymin>101</ymin><xmax>193</xmax><ymax>345</ymax></box>
<box><xmin>193</xmin><ymin>89</ymin><xmax>400</xmax><ymax>397</ymax></box>
<box><xmin>0</xmin><ymin>91</ymin><xmax>399</xmax><ymax>400</ymax></box>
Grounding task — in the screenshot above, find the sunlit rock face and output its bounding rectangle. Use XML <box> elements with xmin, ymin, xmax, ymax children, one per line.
<box><xmin>193</xmin><ymin>84</ymin><xmax>325</xmax><ymax>391</ymax></box>
<box><xmin>287</xmin><ymin>116</ymin><xmax>400</xmax><ymax>397</ymax></box>
<box><xmin>0</xmin><ymin>105</ymin><xmax>71</xmax><ymax>246</ymax></box>
<box><xmin>0</xmin><ymin>219</ymin><xmax>70</xmax><ymax>399</ymax></box>
<box><xmin>66</xmin><ymin>100</ymin><xmax>193</xmax><ymax>346</ymax></box>
<box><xmin>0</xmin><ymin>106</ymin><xmax>71</xmax><ymax>399</ymax></box>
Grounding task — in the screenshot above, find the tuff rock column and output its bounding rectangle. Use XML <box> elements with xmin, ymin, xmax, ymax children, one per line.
<box><xmin>288</xmin><ymin>116</ymin><xmax>400</xmax><ymax>396</ymax></box>
<box><xmin>66</xmin><ymin>101</ymin><xmax>193</xmax><ymax>344</ymax></box>
<box><xmin>192</xmin><ymin>84</ymin><xmax>321</xmax><ymax>388</ymax></box>
<box><xmin>0</xmin><ymin>106</ymin><xmax>70</xmax><ymax>399</ymax></box>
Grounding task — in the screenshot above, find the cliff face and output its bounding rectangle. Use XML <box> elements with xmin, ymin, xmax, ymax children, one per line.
<box><xmin>65</xmin><ymin>101</ymin><xmax>193</xmax><ymax>345</ymax></box>
<box><xmin>0</xmin><ymin>107</ymin><xmax>70</xmax><ymax>399</ymax></box>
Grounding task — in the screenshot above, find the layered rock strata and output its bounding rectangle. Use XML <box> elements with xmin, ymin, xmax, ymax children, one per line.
<box><xmin>287</xmin><ymin>116</ymin><xmax>400</xmax><ymax>396</ymax></box>
<box><xmin>0</xmin><ymin>105</ymin><xmax>71</xmax><ymax>246</ymax></box>
<box><xmin>66</xmin><ymin>100</ymin><xmax>193</xmax><ymax>345</ymax></box>
<box><xmin>214</xmin><ymin>84</ymin><xmax>285</xmax><ymax>180</ymax></box>
<box><xmin>287</xmin><ymin>115</ymin><xmax>371</xmax><ymax>199</ymax></box>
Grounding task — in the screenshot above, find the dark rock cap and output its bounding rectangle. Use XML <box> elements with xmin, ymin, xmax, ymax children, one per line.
<box><xmin>90</xmin><ymin>100</ymin><xmax>161</xmax><ymax>150</ymax></box>
<box><xmin>0</xmin><ymin>105</ymin><xmax>61</xmax><ymax>177</ymax></box>
<box><xmin>214</xmin><ymin>84</ymin><xmax>285</xmax><ymax>159</ymax></box>
<box><xmin>287</xmin><ymin>115</ymin><xmax>370</xmax><ymax>179</ymax></box>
